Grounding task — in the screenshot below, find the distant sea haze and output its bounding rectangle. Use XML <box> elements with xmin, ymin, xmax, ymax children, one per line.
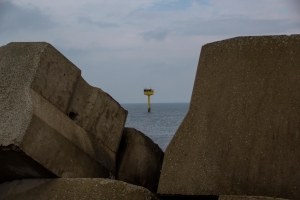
<box><xmin>121</xmin><ymin>103</ymin><xmax>189</xmax><ymax>151</ymax></box>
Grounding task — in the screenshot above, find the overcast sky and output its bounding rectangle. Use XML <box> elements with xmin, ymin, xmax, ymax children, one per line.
<box><xmin>0</xmin><ymin>0</ymin><xmax>299</xmax><ymax>103</ymax></box>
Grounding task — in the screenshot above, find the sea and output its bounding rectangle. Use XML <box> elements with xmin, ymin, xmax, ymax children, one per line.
<box><xmin>121</xmin><ymin>103</ymin><xmax>189</xmax><ymax>151</ymax></box>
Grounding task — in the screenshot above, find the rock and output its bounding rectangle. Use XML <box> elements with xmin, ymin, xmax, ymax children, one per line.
<box><xmin>158</xmin><ymin>35</ymin><xmax>300</xmax><ymax>199</ymax></box>
<box><xmin>0</xmin><ymin>42</ymin><xmax>126</xmax><ymax>181</ymax></box>
<box><xmin>117</xmin><ymin>128</ymin><xmax>164</xmax><ymax>193</ymax></box>
<box><xmin>0</xmin><ymin>178</ymin><xmax>160</xmax><ymax>200</ymax></box>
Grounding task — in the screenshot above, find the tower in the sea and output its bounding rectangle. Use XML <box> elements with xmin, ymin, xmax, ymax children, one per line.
<box><xmin>143</xmin><ymin>88</ymin><xmax>154</xmax><ymax>112</ymax></box>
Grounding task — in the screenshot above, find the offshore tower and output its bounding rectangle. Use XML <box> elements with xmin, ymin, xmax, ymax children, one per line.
<box><xmin>144</xmin><ymin>88</ymin><xmax>154</xmax><ymax>112</ymax></box>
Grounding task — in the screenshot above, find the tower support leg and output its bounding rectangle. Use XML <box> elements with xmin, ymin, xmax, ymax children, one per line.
<box><xmin>148</xmin><ymin>95</ymin><xmax>151</xmax><ymax>112</ymax></box>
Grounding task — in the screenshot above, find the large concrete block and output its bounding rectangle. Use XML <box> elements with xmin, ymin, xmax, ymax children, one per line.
<box><xmin>117</xmin><ymin>128</ymin><xmax>164</xmax><ymax>193</ymax></box>
<box><xmin>0</xmin><ymin>42</ymin><xmax>80</xmax><ymax>147</ymax></box>
<box><xmin>0</xmin><ymin>86</ymin><xmax>109</xmax><ymax>181</ymax></box>
<box><xmin>0</xmin><ymin>179</ymin><xmax>160</xmax><ymax>200</ymax></box>
<box><xmin>67</xmin><ymin>77</ymin><xmax>128</xmax><ymax>172</ymax></box>
<box><xmin>219</xmin><ymin>196</ymin><xmax>289</xmax><ymax>200</ymax></box>
<box><xmin>0</xmin><ymin>42</ymin><xmax>128</xmax><ymax>181</ymax></box>
<box><xmin>158</xmin><ymin>35</ymin><xmax>300</xmax><ymax>199</ymax></box>
<box><xmin>0</xmin><ymin>43</ymin><xmax>81</xmax><ymax>114</ymax></box>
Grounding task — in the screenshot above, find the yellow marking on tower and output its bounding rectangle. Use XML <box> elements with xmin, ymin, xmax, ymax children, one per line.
<box><xmin>144</xmin><ymin>88</ymin><xmax>154</xmax><ymax>112</ymax></box>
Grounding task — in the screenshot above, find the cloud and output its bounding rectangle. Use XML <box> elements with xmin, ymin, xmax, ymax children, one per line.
<box><xmin>0</xmin><ymin>1</ymin><xmax>56</xmax><ymax>32</ymax></box>
<box><xmin>140</xmin><ymin>28</ymin><xmax>170</xmax><ymax>41</ymax></box>
<box><xmin>146</xmin><ymin>0</ymin><xmax>192</xmax><ymax>11</ymax></box>
<box><xmin>290</xmin><ymin>0</ymin><xmax>300</xmax><ymax>9</ymax></box>
<box><xmin>1</xmin><ymin>0</ymin><xmax>300</xmax><ymax>103</ymax></box>
<box><xmin>77</xmin><ymin>16</ymin><xmax>119</xmax><ymax>28</ymax></box>
<box><xmin>138</xmin><ymin>16</ymin><xmax>300</xmax><ymax>42</ymax></box>
<box><xmin>177</xmin><ymin>18</ymin><xmax>300</xmax><ymax>36</ymax></box>
<box><xmin>289</xmin><ymin>0</ymin><xmax>300</xmax><ymax>17</ymax></box>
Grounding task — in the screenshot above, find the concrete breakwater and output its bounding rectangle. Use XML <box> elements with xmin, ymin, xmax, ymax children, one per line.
<box><xmin>1</xmin><ymin>35</ymin><xmax>300</xmax><ymax>200</ymax></box>
<box><xmin>0</xmin><ymin>42</ymin><xmax>163</xmax><ymax>199</ymax></box>
<box><xmin>158</xmin><ymin>35</ymin><xmax>300</xmax><ymax>200</ymax></box>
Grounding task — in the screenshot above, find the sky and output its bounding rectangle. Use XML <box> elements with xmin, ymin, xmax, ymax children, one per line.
<box><xmin>0</xmin><ymin>0</ymin><xmax>299</xmax><ymax>103</ymax></box>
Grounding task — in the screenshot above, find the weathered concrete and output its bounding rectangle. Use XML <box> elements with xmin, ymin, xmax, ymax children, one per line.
<box><xmin>158</xmin><ymin>195</ymin><xmax>218</xmax><ymax>200</ymax></box>
<box><xmin>67</xmin><ymin>77</ymin><xmax>128</xmax><ymax>172</ymax></box>
<box><xmin>158</xmin><ymin>195</ymin><xmax>288</xmax><ymax>200</ymax></box>
<box><xmin>0</xmin><ymin>145</ymin><xmax>58</xmax><ymax>182</ymax></box>
<box><xmin>117</xmin><ymin>128</ymin><xmax>164</xmax><ymax>193</ymax></box>
<box><xmin>158</xmin><ymin>35</ymin><xmax>300</xmax><ymax>199</ymax></box>
<box><xmin>0</xmin><ymin>178</ymin><xmax>159</xmax><ymax>200</ymax></box>
<box><xmin>0</xmin><ymin>42</ymin><xmax>127</xmax><ymax>180</ymax></box>
<box><xmin>0</xmin><ymin>88</ymin><xmax>109</xmax><ymax>181</ymax></box>
<box><xmin>219</xmin><ymin>196</ymin><xmax>289</xmax><ymax>200</ymax></box>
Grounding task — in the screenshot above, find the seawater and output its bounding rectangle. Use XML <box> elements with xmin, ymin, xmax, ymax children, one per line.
<box><xmin>121</xmin><ymin>103</ymin><xmax>189</xmax><ymax>151</ymax></box>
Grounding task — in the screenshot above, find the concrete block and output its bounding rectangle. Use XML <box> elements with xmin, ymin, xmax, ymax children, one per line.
<box><xmin>1</xmin><ymin>41</ymin><xmax>128</xmax><ymax>179</ymax></box>
<box><xmin>0</xmin><ymin>42</ymin><xmax>113</xmax><ymax>181</ymax></box>
<box><xmin>0</xmin><ymin>179</ymin><xmax>160</xmax><ymax>200</ymax></box>
<box><xmin>67</xmin><ymin>77</ymin><xmax>128</xmax><ymax>172</ymax></box>
<box><xmin>0</xmin><ymin>42</ymin><xmax>80</xmax><ymax>146</ymax></box>
<box><xmin>158</xmin><ymin>35</ymin><xmax>300</xmax><ymax>199</ymax></box>
<box><xmin>219</xmin><ymin>196</ymin><xmax>289</xmax><ymax>200</ymax></box>
<box><xmin>117</xmin><ymin>128</ymin><xmax>164</xmax><ymax>193</ymax></box>
<box><xmin>0</xmin><ymin>42</ymin><xmax>81</xmax><ymax>114</ymax></box>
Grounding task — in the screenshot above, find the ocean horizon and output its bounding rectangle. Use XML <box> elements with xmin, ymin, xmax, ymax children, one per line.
<box><xmin>121</xmin><ymin>102</ymin><xmax>189</xmax><ymax>151</ymax></box>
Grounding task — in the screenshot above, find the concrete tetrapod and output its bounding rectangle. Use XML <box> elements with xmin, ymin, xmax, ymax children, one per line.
<box><xmin>0</xmin><ymin>42</ymin><xmax>126</xmax><ymax>181</ymax></box>
<box><xmin>158</xmin><ymin>35</ymin><xmax>300</xmax><ymax>199</ymax></box>
<box><xmin>0</xmin><ymin>178</ymin><xmax>160</xmax><ymax>200</ymax></box>
<box><xmin>117</xmin><ymin>128</ymin><xmax>164</xmax><ymax>193</ymax></box>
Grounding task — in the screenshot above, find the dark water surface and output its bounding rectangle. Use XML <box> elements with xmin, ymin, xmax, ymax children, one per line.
<box><xmin>121</xmin><ymin>103</ymin><xmax>189</xmax><ymax>151</ymax></box>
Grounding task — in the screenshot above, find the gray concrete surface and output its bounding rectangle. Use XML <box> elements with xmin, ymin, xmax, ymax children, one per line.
<box><xmin>0</xmin><ymin>88</ymin><xmax>109</xmax><ymax>181</ymax></box>
<box><xmin>158</xmin><ymin>35</ymin><xmax>300</xmax><ymax>199</ymax></box>
<box><xmin>219</xmin><ymin>196</ymin><xmax>289</xmax><ymax>200</ymax></box>
<box><xmin>0</xmin><ymin>145</ymin><xmax>58</xmax><ymax>182</ymax></box>
<box><xmin>0</xmin><ymin>178</ymin><xmax>159</xmax><ymax>200</ymax></box>
<box><xmin>0</xmin><ymin>42</ymin><xmax>128</xmax><ymax>180</ymax></box>
<box><xmin>117</xmin><ymin>128</ymin><xmax>164</xmax><ymax>193</ymax></box>
<box><xmin>67</xmin><ymin>77</ymin><xmax>128</xmax><ymax>172</ymax></box>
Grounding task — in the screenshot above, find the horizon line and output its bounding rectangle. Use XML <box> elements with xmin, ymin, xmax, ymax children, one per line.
<box><xmin>120</xmin><ymin>102</ymin><xmax>190</xmax><ymax>104</ymax></box>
